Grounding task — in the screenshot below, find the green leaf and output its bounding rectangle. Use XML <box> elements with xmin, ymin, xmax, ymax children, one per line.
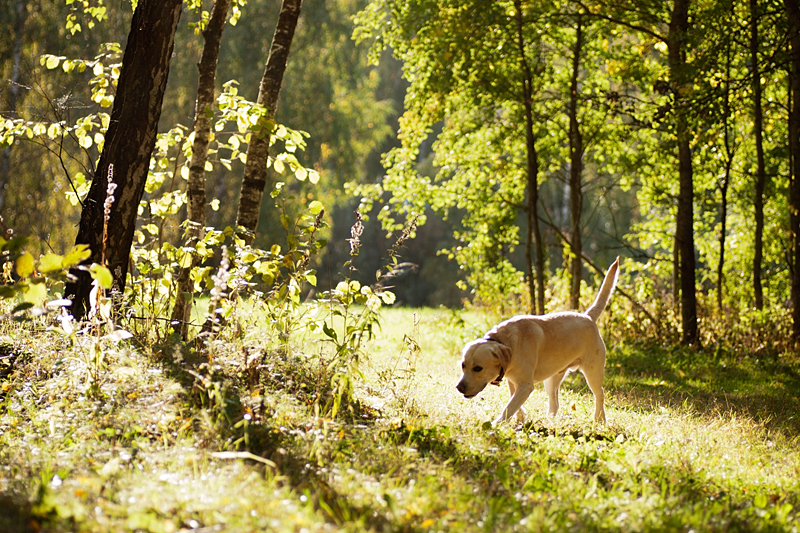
<box><xmin>308</xmin><ymin>201</ymin><xmax>324</xmax><ymax>215</ymax></box>
<box><xmin>12</xmin><ymin>302</ymin><xmax>34</xmax><ymax>314</ymax></box>
<box><xmin>322</xmin><ymin>322</ymin><xmax>338</xmax><ymax>342</ymax></box>
<box><xmin>178</xmin><ymin>250</ymin><xmax>193</xmax><ymax>269</ymax></box>
<box><xmin>89</xmin><ymin>264</ymin><xmax>114</xmax><ymax>290</ymax></box>
<box><xmin>380</xmin><ymin>291</ymin><xmax>396</xmax><ymax>305</ymax></box>
<box><xmin>45</xmin><ymin>55</ymin><xmax>63</xmax><ymax>70</ymax></box>
<box><xmin>305</xmin><ymin>271</ymin><xmax>317</xmax><ymax>287</ymax></box>
<box><xmin>142</xmin><ymin>224</ymin><xmax>159</xmax><ymax>236</ymax></box>
<box><xmin>0</xmin><ymin>286</ymin><xmax>17</xmax><ymax>298</ymax></box>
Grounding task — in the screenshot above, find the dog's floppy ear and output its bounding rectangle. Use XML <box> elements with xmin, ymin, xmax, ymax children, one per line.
<box><xmin>491</xmin><ymin>341</ymin><xmax>512</xmax><ymax>370</ymax></box>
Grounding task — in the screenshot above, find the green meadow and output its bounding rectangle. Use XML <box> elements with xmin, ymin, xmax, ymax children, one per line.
<box><xmin>2</xmin><ymin>306</ymin><xmax>798</xmax><ymax>532</ymax></box>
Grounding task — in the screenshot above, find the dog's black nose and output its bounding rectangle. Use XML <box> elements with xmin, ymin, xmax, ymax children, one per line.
<box><xmin>456</xmin><ymin>381</ymin><xmax>466</xmax><ymax>394</ymax></box>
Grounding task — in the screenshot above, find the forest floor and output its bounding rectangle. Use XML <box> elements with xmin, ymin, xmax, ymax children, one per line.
<box><xmin>1</xmin><ymin>306</ymin><xmax>800</xmax><ymax>532</ymax></box>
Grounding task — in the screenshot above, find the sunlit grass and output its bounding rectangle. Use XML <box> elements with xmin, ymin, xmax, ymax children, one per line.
<box><xmin>358</xmin><ymin>307</ymin><xmax>800</xmax><ymax>530</ymax></box>
<box><xmin>1</xmin><ymin>305</ymin><xmax>799</xmax><ymax>531</ymax></box>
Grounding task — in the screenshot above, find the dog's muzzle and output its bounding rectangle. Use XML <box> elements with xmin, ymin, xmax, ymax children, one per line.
<box><xmin>456</xmin><ymin>380</ymin><xmax>478</xmax><ymax>398</ymax></box>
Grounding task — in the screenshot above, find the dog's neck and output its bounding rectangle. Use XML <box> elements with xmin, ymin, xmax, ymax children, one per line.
<box><xmin>485</xmin><ymin>335</ymin><xmax>507</xmax><ymax>386</ymax></box>
<box><xmin>491</xmin><ymin>366</ymin><xmax>505</xmax><ymax>386</ymax></box>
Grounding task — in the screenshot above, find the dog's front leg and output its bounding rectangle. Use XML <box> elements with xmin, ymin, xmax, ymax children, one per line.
<box><xmin>507</xmin><ymin>381</ymin><xmax>527</xmax><ymax>422</ymax></box>
<box><xmin>495</xmin><ymin>382</ymin><xmax>534</xmax><ymax>424</ymax></box>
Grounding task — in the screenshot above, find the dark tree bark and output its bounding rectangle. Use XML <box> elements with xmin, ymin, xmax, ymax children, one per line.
<box><xmin>568</xmin><ymin>13</ymin><xmax>584</xmax><ymax>310</ymax></box>
<box><xmin>717</xmin><ymin>82</ymin><xmax>732</xmax><ymax>313</ymax></box>
<box><xmin>669</xmin><ymin>0</ymin><xmax>698</xmax><ymax>345</ymax></box>
<box><xmin>785</xmin><ymin>0</ymin><xmax>800</xmax><ymax>344</ymax></box>
<box><xmin>514</xmin><ymin>0</ymin><xmax>545</xmax><ymax>315</ymax></box>
<box><xmin>752</xmin><ymin>0</ymin><xmax>766</xmax><ymax>310</ymax></box>
<box><xmin>0</xmin><ymin>0</ymin><xmax>27</xmax><ymax>216</ymax></box>
<box><xmin>717</xmin><ymin>1</ymin><xmax>737</xmax><ymax>312</ymax></box>
<box><xmin>64</xmin><ymin>0</ymin><xmax>183</xmax><ymax>319</ymax></box>
<box><xmin>171</xmin><ymin>0</ymin><xmax>231</xmax><ymax>339</ymax></box>
<box><xmin>235</xmin><ymin>0</ymin><xmax>302</xmax><ymax>245</ymax></box>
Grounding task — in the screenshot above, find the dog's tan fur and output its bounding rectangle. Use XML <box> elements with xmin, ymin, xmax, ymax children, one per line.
<box><xmin>456</xmin><ymin>257</ymin><xmax>620</xmax><ymax>424</ymax></box>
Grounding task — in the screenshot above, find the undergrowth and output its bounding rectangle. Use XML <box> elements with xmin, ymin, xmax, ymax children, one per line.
<box><xmin>2</xmin><ymin>303</ymin><xmax>800</xmax><ymax>533</ymax></box>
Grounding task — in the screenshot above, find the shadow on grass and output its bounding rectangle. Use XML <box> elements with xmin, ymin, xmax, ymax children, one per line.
<box><xmin>150</xmin><ymin>338</ymin><xmax>800</xmax><ymax>532</ymax></box>
<box><xmin>577</xmin><ymin>343</ymin><xmax>800</xmax><ymax>437</ymax></box>
<box><xmin>151</xmin><ymin>346</ymin><xmax>426</xmax><ymax>533</ymax></box>
<box><xmin>0</xmin><ymin>495</ymin><xmax>34</xmax><ymax>533</ymax></box>
<box><xmin>241</xmin><ymin>421</ymin><xmax>425</xmax><ymax>533</ymax></box>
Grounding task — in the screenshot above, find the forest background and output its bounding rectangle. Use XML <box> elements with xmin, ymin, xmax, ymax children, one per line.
<box><xmin>4</xmin><ymin>1</ymin><xmax>800</xmax><ymax>531</ymax></box>
<box><xmin>1</xmin><ymin>0</ymin><xmax>799</xmax><ymax>352</ymax></box>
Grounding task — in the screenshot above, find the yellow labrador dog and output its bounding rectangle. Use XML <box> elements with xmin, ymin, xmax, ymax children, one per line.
<box><xmin>456</xmin><ymin>257</ymin><xmax>619</xmax><ymax>424</ymax></box>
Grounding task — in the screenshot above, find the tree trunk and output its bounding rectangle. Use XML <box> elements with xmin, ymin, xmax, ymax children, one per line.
<box><xmin>64</xmin><ymin>0</ymin><xmax>183</xmax><ymax>320</ymax></box>
<box><xmin>718</xmin><ymin>2</ymin><xmax>736</xmax><ymax>312</ymax></box>
<box><xmin>0</xmin><ymin>0</ymin><xmax>27</xmax><ymax>216</ymax></box>
<box><xmin>514</xmin><ymin>0</ymin><xmax>545</xmax><ymax>315</ymax></box>
<box><xmin>718</xmin><ymin>152</ymin><xmax>731</xmax><ymax>313</ymax></box>
<box><xmin>752</xmin><ymin>0</ymin><xmax>766</xmax><ymax>310</ymax></box>
<box><xmin>785</xmin><ymin>0</ymin><xmax>800</xmax><ymax>343</ymax></box>
<box><xmin>235</xmin><ymin>0</ymin><xmax>302</xmax><ymax>245</ymax></box>
<box><xmin>170</xmin><ymin>0</ymin><xmax>231</xmax><ymax>339</ymax></box>
<box><xmin>568</xmin><ymin>13</ymin><xmax>584</xmax><ymax>310</ymax></box>
<box><xmin>669</xmin><ymin>0</ymin><xmax>698</xmax><ymax>345</ymax></box>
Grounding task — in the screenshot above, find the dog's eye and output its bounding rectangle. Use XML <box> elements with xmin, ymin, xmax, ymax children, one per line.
<box><xmin>461</xmin><ymin>362</ymin><xmax>465</xmax><ymax>370</ymax></box>
<box><xmin>473</xmin><ymin>366</ymin><xmax>483</xmax><ymax>372</ymax></box>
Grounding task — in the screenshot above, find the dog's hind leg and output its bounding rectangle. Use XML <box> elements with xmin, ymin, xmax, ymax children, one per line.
<box><xmin>581</xmin><ymin>364</ymin><xmax>606</xmax><ymax>424</ymax></box>
<box><xmin>543</xmin><ymin>371</ymin><xmax>568</xmax><ymax>417</ymax></box>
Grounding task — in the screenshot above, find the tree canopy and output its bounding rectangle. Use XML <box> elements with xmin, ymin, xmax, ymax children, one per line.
<box><xmin>2</xmin><ymin>0</ymin><xmax>800</xmax><ymax>350</ymax></box>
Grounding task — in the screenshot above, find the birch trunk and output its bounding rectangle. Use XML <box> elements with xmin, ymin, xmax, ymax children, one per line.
<box><xmin>170</xmin><ymin>0</ymin><xmax>231</xmax><ymax>338</ymax></box>
<box><xmin>235</xmin><ymin>0</ymin><xmax>302</xmax><ymax>245</ymax></box>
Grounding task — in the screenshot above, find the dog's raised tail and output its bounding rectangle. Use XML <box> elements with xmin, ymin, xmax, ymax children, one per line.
<box><xmin>585</xmin><ymin>257</ymin><xmax>620</xmax><ymax>322</ymax></box>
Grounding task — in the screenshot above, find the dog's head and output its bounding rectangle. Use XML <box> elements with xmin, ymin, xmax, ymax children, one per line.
<box><xmin>455</xmin><ymin>338</ymin><xmax>511</xmax><ymax>398</ymax></box>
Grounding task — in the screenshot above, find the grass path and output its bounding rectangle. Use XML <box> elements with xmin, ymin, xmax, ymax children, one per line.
<box><xmin>1</xmin><ymin>306</ymin><xmax>799</xmax><ymax>532</ymax></box>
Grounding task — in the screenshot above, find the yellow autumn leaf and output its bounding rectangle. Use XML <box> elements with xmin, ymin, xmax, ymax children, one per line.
<box><xmin>89</xmin><ymin>264</ymin><xmax>113</xmax><ymax>290</ymax></box>
<box><xmin>61</xmin><ymin>244</ymin><xmax>91</xmax><ymax>268</ymax></box>
<box><xmin>15</xmin><ymin>252</ymin><xmax>35</xmax><ymax>278</ymax></box>
<box><xmin>23</xmin><ymin>282</ymin><xmax>48</xmax><ymax>306</ymax></box>
<box><xmin>39</xmin><ymin>253</ymin><xmax>65</xmax><ymax>273</ymax></box>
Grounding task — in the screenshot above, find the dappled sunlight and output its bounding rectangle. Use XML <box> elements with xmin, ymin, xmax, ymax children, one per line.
<box><xmin>364</xmin><ymin>308</ymin><xmax>800</xmax><ymax>494</ymax></box>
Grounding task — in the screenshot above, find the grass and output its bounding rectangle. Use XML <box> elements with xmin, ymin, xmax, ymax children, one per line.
<box><xmin>1</xmin><ymin>305</ymin><xmax>799</xmax><ymax>532</ymax></box>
